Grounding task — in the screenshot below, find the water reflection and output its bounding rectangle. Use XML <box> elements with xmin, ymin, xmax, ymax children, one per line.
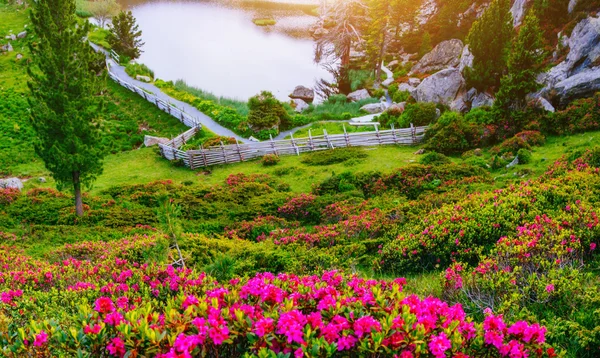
<box><xmin>115</xmin><ymin>0</ymin><xmax>331</xmax><ymax>101</ymax></box>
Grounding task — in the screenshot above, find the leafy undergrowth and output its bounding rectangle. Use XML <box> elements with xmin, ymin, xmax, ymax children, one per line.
<box><xmin>0</xmin><ymin>238</ymin><xmax>553</xmax><ymax>357</ymax></box>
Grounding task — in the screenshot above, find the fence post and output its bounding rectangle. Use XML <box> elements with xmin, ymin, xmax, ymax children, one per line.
<box><xmin>391</xmin><ymin>123</ymin><xmax>398</xmax><ymax>144</ymax></box>
<box><xmin>269</xmin><ymin>134</ymin><xmax>278</xmax><ymax>156</ymax></box>
<box><xmin>308</xmin><ymin>129</ymin><xmax>315</xmax><ymax>151</ymax></box>
<box><xmin>189</xmin><ymin>151</ymin><xmax>195</xmax><ymax>170</ymax></box>
<box><xmin>235</xmin><ymin>138</ymin><xmax>244</xmax><ymax>162</ymax></box>
<box><xmin>220</xmin><ymin>141</ymin><xmax>228</xmax><ymax>164</ymax></box>
<box><xmin>375</xmin><ymin>125</ymin><xmax>382</xmax><ymax>145</ymax></box>
<box><xmin>343</xmin><ymin>124</ymin><xmax>350</xmax><ymax>148</ymax></box>
<box><xmin>324</xmin><ymin>129</ymin><xmax>334</xmax><ymax>149</ymax></box>
<box><xmin>411</xmin><ymin>123</ymin><xmax>416</xmax><ymax>144</ymax></box>
<box><xmin>201</xmin><ymin>145</ymin><xmax>208</xmax><ymax>168</ymax></box>
<box><xmin>290</xmin><ymin>132</ymin><xmax>300</xmax><ymax>155</ymax></box>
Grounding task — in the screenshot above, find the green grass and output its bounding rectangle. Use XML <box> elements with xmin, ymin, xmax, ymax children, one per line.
<box><xmin>173</xmin><ymin>80</ymin><xmax>250</xmax><ymax>116</ymax></box>
<box><xmin>0</xmin><ymin>4</ymin><xmax>30</xmax><ymax>90</ymax></box>
<box><xmin>252</xmin><ymin>18</ymin><xmax>277</xmax><ymax>26</ymax></box>
<box><xmin>125</xmin><ymin>62</ymin><xmax>155</xmax><ymax>80</ymax></box>
<box><xmin>285</xmin><ymin>121</ymin><xmax>376</xmax><ymax>138</ymax></box>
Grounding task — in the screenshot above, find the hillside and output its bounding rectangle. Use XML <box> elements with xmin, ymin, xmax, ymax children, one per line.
<box><xmin>1</xmin><ymin>0</ymin><xmax>600</xmax><ymax>357</ymax></box>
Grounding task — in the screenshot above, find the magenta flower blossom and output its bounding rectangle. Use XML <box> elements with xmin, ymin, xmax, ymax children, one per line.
<box><xmin>253</xmin><ymin>317</ymin><xmax>274</xmax><ymax>337</ymax></box>
<box><xmin>429</xmin><ymin>332</ymin><xmax>451</xmax><ymax>358</ymax></box>
<box><xmin>34</xmin><ymin>330</ymin><xmax>48</xmax><ymax>347</ymax></box>
<box><xmin>107</xmin><ymin>337</ymin><xmax>126</xmax><ymax>357</ymax></box>
<box><xmin>94</xmin><ymin>297</ymin><xmax>115</xmax><ymax>314</ymax></box>
<box><xmin>545</xmin><ymin>284</ymin><xmax>555</xmax><ymax>293</ymax></box>
<box><xmin>353</xmin><ymin>316</ymin><xmax>381</xmax><ymax>338</ymax></box>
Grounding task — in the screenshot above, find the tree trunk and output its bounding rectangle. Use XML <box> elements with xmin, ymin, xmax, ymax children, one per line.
<box><xmin>73</xmin><ymin>171</ymin><xmax>84</xmax><ymax>217</ymax></box>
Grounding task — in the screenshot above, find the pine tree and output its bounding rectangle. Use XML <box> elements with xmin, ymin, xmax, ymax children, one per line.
<box><xmin>465</xmin><ymin>0</ymin><xmax>513</xmax><ymax>91</ymax></box>
<box><xmin>28</xmin><ymin>0</ymin><xmax>105</xmax><ymax>217</ymax></box>
<box><xmin>389</xmin><ymin>0</ymin><xmax>418</xmax><ymax>38</ymax></box>
<box><xmin>365</xmin><ymin>0</ymin><xmax>390</xmax><ymax>81</ymax></box>
<box><xmin>419</xmin><ymin>32</ymin><xmax>432</xmax><ymax>57</ymax></box>
<box><xmin>107</xmin><ymin>10</ymin><xmax>144</xmax><ymax>61</ymax></box>
<box><xmin>247</xmin><ymin>91</ymin><xmax>289</xmax><ymax>131</ymax></box>
<box><xmin>495</xmin><ymin>12</ymin><xmax>545</xmax><ymax>112</ymax></box>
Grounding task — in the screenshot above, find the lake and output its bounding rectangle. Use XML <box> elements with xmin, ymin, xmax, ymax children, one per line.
<box><xmin>116</xmin><ymin>0</ymin><xmax>332</xmax><ymax>101</ymax></box>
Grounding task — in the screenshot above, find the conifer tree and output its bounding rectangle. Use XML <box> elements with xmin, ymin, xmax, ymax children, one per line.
<box><xmin>495</xmin><ymin>12</ymin><xmax>545</xmax><ymax>112</ymax></box>
<box><xmin>107</xmin><ymin>10</ymin><xmax>144</xmax><ymax>61</ymax></box>
<box><xmin>28</xmin><ymin>0</ymin><xmax>105</xmax><ymax>217</ymax></box>
<box><xmin>465</xmin><ymin>0</ymin><xmax>513</xmax><ymax>91</ymax></box>
<box><xmin>365</xmin><ymin>0</ymin><xmax>390</xmax><ymax>81</ymax></box>
<box><xmin>419</xmin><ymin>32</ymin><xmax>432</xmax><ymax>57</ymax></box>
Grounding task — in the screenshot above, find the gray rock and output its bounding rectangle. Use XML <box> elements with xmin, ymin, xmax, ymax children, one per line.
<box><xmin>459</xmin><ymin>45</ymin><xmax>474</xmax><ymax>73</ymax></box>
<box><xmin>466</xmin><ymin>87</ymin><xmax>478</xmax><ymax>102</ymax></box>
<box><xmin>347</xmin><ymin>89</ymin><xmax>371</xmax><ymax>102</ymax></box>
<box><xmin>414</xmin><ymin>68</ymin><xmax>466</xmax><ymax>106</ymax></box>
<box><xmin>382</xmin><ymin>77</ymin><xmax>395</xmax><ymax>87</ymax></box>
<box><xmin>564</xmin><ymin>16</ymin><xmax>600</xmax><ymax>75</ymax></box>
<box><xmin>249</xmin><ymin>136</ymin><xmax>260</xmax><ymax>142</ymax></box>
<box><xmin>510</xmin><ymin>0</ymin><xmax>533</xmax><ymax>27</ymax></box>
<box><xmin>360</xmin><ymin>103</ymin><xmax>385</xmax><ymax>114</ymax></box>
<box><xmin>17</xmin><ymin>31</ymin><xmax>27</xmax><ymax>39</ymax></box>
<box><xmin>450</xmin><ymin>93</ymin><xmax>470</xmax><ymax>113</ymax></box>
<box><xmin>436</xmin><ymin>108</ymin><xmax>441</xmax><ymax>119</ymax></box>
<box><xmin>292</xmin><ymin>98</ymin><xmax>309</xmax><ymax>113</ymax></box>
<box><xmin>408</xmin><ymin>77</ymin><xmax>421</xmax><ymax>87</ymax></box>
<box><xmin>0</xmin><ymin>177</ymin><xmax>23</xmax><ymax>191</ymax></box>
<box><xmin>414</xmin><ymin>148</ymin><xmax>426</xmax><ymax>155</ymax></box>
<box><xmin>3</xmin><ymin>42</ymin><xmax>14</xmax><ymax>52</ymax></box>
<box><xmin>16</xmin><ymin>53</ymin><xmax>22</xmax><ymax>60</ymax></box>
<box><xmin>289</xmin><ymin>85</ymin><xmax>314</xmax><ymax>103</ymax></box>
<box><xmin>417</xmin><ymin>0</ymin><xmax>438</xmax><ymax>25</ymax></box>
<box><xmin>386</xmin><ymin>102</ymin><xmax>406</xmax><ymax>114</ymax></box>
<box><xmin>553</xmin><ymin>67</ymin><xmax>600</xmax><ymax>106</ymax></box>
<box><xmin>569</xmin><ymin>0</ymin><xmax>578</xmax><ymax>13</ymax></box>
<box><xmin>136</xmin><ymin>75</ymin><xmax>152</xmax><ymax>83</ymax></box>
<box><xmin>537</xmin><ymin>97</ymin><xmax>556</xmax><ymax>112</ymax></box>
<box><xmin>388</xmin><ymin>60</ymin><xmax>399</xmax><ymax>68</ymax></box>
<box><xmin>472</xmin><ymin>92</ymin><xmax>495</xmax><ymax>108</ymax></box>
<box><xmin>410</xmin><ymin>39</ymin><xmax>464</xmax><ymax>74</ymax></box>
<box><xmin>143</xmin><ymin>135</ymin><xmax>169</xmax><ymax>147</ymax></box>
<box><xmin>5</xmin><ymin>34</ymin><xmax>16</xmax><ymax>41</ymax></box>
<box><xmin>398</xmin><ymin>83</ymin><xmax>417</xmax><ymax>97</ymax></box>
<box><xmin>38</xmin><ymin>177</ymin><xmax>46</xmax><ymax>183</ymax></box>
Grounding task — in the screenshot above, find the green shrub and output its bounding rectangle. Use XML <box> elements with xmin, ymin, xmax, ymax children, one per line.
<box><xmin>392</xmin><ymin>90</ymin><xmax>411</xmax><ymax>103</ymax></box>
<box><xmin>543</xmin><ymin>93</ymin><xmax>600</xmax><ymax>135</ymax></box>
<box><xmin>463</xmin><ymin>155</ymin><xmax>489</xmax><ymax>169</ymax></box>
<box><xmin>425</xmin><ymin>112</ymin><xmax>487</xmax><ymax>154</ymax></box>
<box><xmin>300</xmin><ymin>148</ymin><xmax>367</xmax><ymax>166</ymax></box>
<box><xmin>419</xmin><ymin>151</ymin><xmax>451</xmax><ymax>165</ymax></box>
<box><xmin>517</xmin><ymin>148</ymin><xmax>532</xmax><ymax>164</ymax></box>
<box><xmin>464</xmin><ymin>107</ymin><xmax>497</xmax><ymax>125</ymax></box>
<box><xmin>400</xmin><ymin>102</ymin><xmax>438</xmax><ymax>127</ymax></box>
<box><xmin>491</xmin><ymin>130</ymin><xmax>546</xmax><ymax>155</ymax></box>
<box><xmin>125</xmin><ymin>62</ymin><xmax>154</xmax><ymax>80</ymax></box>
<box><xmin>261</xmin><ymin>154</ymin><xmax>280</xmax><ymax>166</ymax></box>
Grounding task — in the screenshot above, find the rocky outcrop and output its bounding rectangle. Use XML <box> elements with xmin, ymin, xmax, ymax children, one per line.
<box><xmin>539</xmin><ymin>16</ymin><xmax>600</xmax><ymax>105</ymax></box>
<box><xmin>458</xmin><ymin>45</ymin><xmax>474</xmax><ymax>73</ymax></box>
<box><xmin>360</xmin><ymin>102</ymin><xmax>385</xmax><ymax>114</ymax></box>
<box><xmin>569</xmin><ymin>0</ymin><xmax>578</xmax><ymax>13</ymax></box>
<box><xmin>289</xmin><ymin>86</ymin><xmax>314</xmax><ymax>103</ymax></box>
<box><xmin>553</xmin><ymin>67</ymin><xmax>600</xmax><ymax>106</ymax></box>
<box><xmin>144</xmin><ymin>135</ymin><xmax>169</xmax><ymax>147</ymax></box>
<box><xmin>292</xmin><ymin>98</ymin><xmax>309</xmax><ymax>113</ymax></box>
<box><xmin>410</xmin><ymin>39</ymin><xmax>464</xmax><ymax>74</ymax></box>
<box><xmin>471</xmin><ymin>91</ymin><xmax>495</xmax><ymax>108</ymax></box>
<box><xmin>136</xmin><ymin>75</ymin><xmax>152</xmax><ymax>83</ymax></box>
<box><xmin>347</xmin><ymin>89</ymin><xmax>371</xmax><ymax>102</ymax></box>
<box><xmin>414</xmin><ymin>68</ymin><xmax>466</xmax><ymax>107</ymax></box>
<box><xmin>510</xmin><ymin>0</ymin><xmax>533</xmax><ymax>27</ymax></box>
<box><xmin>417</xmin><ymin>0</ymin><xmax>438</xmax><ymax>25</ymax></box>
<box><xmin>0</xmin><ymin>178</ymin><xmax>23</xmax><ymax>191</ymax></box>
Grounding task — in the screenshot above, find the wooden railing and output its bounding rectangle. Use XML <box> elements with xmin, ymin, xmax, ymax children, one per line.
<box><xmin>158</xmin><ymin>124</ymin><xmax>427</xmax><ymax>169</ymax></box>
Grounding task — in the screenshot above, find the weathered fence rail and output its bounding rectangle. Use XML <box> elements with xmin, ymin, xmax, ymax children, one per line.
<box><xmin>159</xmin><ymin>125</ymin><xmax>427</xmax><ymax>169</ymax></box>
<box><xmin>106</xmin><ymin>61</ymin><xmax>202</xmax><ymax>133</ymax></box>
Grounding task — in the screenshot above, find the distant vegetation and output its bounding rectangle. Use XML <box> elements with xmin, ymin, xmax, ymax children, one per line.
<box><xmin>252</xmin><ymin>18</ymin><xmax>276</xmax><ymax>26</ymax></box>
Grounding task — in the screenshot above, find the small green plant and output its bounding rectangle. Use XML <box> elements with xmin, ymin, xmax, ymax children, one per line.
<box><xmin>253</xmin><ymin>18</ymin><xmax>276</xmax><ymax>26</ymax></box>
<box><xmin>517</xmin><ymin>148</ymin><xmax>532</xmax><ymax>164</ymax></box>
<box><xmin>261</xmin><ymin>154</ymin><xmax>280</xmax><ymax>166</ymax></box>
<box><xmin>419</xmin><ymin>151</ymin><xmax>452</xmax><ymax>165</ymax></box>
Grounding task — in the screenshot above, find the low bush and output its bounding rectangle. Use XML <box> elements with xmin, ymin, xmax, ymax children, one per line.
<box><xmin>517</xmin><ymin>148</ymin><xmax>532</xmax><ymax>164</ymax></box>
<box><xmin>543</xmin><ymin>92</ymin><xmax>600</xmax><ymax>135</ymax></box>
<box><xmin>124</xmin><ymin>62</ymin><xmax>154</xmax><ymax>80</ymax></box>
<box><xmin>300</xmin><ymin>148</ymin><xmax>368</xmax><ymax>166</ymax></box>
<box><xmin>425</xmin><ymin>112</ymin><xmax>489</xmax><ymax>154</ymax></box>
<box><xmin>261</xmin><ymin>154</ymin><xmax>280</xmax><ymax>166</ymax></box>
<box><xmin>491</xmin><ymin>131</ymin><xmax>546</xmax><ymax>155</ymax></box>
<box><xmin>419</xmin><ymin>151</ymin><xmax>452</xmax><ymax>165</ymax></box>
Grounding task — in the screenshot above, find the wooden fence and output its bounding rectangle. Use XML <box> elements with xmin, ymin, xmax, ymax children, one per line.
<box><xmin>104</xmin><ymin>59</ymin><xmax>426</xmax><ymax>170</ymax></box>
<box><xmin>159</xmin><ymin>125</ymin><xmax>427</xmax><ymax>169</ymax></box>
<box><xmin>106</xmin><ymin>62</ymin><xmax>202</xmax><ymax>131</ymax></box>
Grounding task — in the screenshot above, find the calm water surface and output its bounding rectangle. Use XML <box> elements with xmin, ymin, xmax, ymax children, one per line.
<box><xmin>117</xmin><ymin>0</ymin><xmax>331</xmax><ymax>101</ymax></box>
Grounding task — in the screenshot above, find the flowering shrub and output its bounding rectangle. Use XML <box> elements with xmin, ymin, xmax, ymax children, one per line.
<box><xmin>491</xmin><ymin>131</ymin><xmax>546</xmax><ymax>155</ymax></box>
<box><xmin>0</xmin><ymin>188</ymin><xmax>20</xmax><ymax>205</ymax></box>
<box><xmin>0</xmin><ymin>237</ymin><xmax>554</xmax><ymax>357</ymax></box>
<box><xmin>543</xmin><ymin>93</ymin><xmax>600</xmax><ymax>135</ymax></box>
<box><xmin>278</xmin><ymin>194</ymin><xmax>318</xmax><ymax>221</ymax></box>
<box><xmin>261</xmin><ymin>154</ymin><xmax>280</xmax><ymax>166</ymax></box>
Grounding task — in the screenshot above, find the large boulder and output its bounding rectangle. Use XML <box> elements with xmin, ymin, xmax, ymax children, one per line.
<box><xmin>144</xmin><ymin>135</ymin><xmax>170</xmax><ymax>147</ymax></box>
<box><xmin>398</xmin><ymin>83</ymin><xmax>417</xmax><ymax>97</ymax></box>
<box><xmin>553</xmin><ymin>67</ymin><xmax>600</xmax><ymax>106</ymax></box>
<box><xmin>360</xmin><ymin>102</ymin><xmax>385</xmax><ymax>114</ymax></box>
<box><xmin>347</xmin><ymin>89</ymin><xmax>371</xmax><ymax>102</ymax></box>
<box><xmin>292</xmin><ymin>98</ymin><xmax>309</xmax><ymax>113</ymax></box>
<box><xmin>0</xmin><ymin>178</ymin><xmax>23</xmax><ymax>191</ymax></box>
<box><xmin>414</xmin><ymin>68</ymin><xmax>466</xmax><ymax>106</ymax></box>
<box><xmin>289</xmin><ymin>85</ymin><xmax>314</xmax><ymax>103</ymax></box>
<box><xmin>416</xmin><ymin>0</ymin><xmax>438</xmax><ymax>25</ymax></box>
<box><xmin>410</xmin><ymin>39</ymin><xmax>464</xmax><ymax>74</ymax></box>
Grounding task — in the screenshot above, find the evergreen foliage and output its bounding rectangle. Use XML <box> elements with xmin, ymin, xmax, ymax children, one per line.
<box><xmin>27</xmin><ymin>0</ymin><xmax>106</xmax><ymax>216</ymax></box>
<box><xmin>364</xmin><ymin>0</ymin><xmax>390</xmax><ymax>80</ymax></box>
<box><xmin>495</xmin><ymin>12</ymin><xmax>545</xmax><ymax>112</ymax></box>
<box><xmin>465</xmin><ymin>0</ymin><xmax>514</xmax><ymax>91</ymax></box>
<box><xmin>247</xmin><ymin>91</ymin><xmax>289</xmax><ymax>131</ymax></box>
<box><xmin>107</xmin><ymin>10</ymin><xmax>144</xmax><ymax>60</ymax></box>
<box><xmin>419</xmin><ymin>31</ymin><xmax>433</xmax><ymax>57</ymax></box>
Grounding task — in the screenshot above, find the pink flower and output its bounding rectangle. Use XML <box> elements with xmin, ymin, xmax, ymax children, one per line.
<box><xmin>84</xmin><ymin>324</ymin><xmax>102</xmax><ymax>335</ymax></box>
<box><xmin>182</xmin><ymin>295</ymin><xmax>199</xmax><ymax>310</ymax></box>
<box><xmin>429</xmin><ymin>332</ymin><xmax>451</xmax><ymax>358</ymax></box>
<box><xmin>107</xmin><ymin>337</ymin><xmax>126</xmax><ymax>357</ymax></box>
<box><xmin>545</xmin><ymin>284</ymin><xmax>555</xmax><ymax>293</ymax></box>
<box><xmin>94</xmin><ymin>297</ymin><xmax>115</xmax><ymax>314</ymax></box>
<box><xmin>34</xmin><ymin>330</ymin><xmax>48</xmax><ymax>347</ymax></box>
<box><xmin>591</xmin><ymin>243</ymin><xmax>597</xmax><ymax>251</ymax></box>
<box><xmin>116</xmin><ymin>296</ymin><xmax>129</xmax><ymax>310</ymax></box>
<box><xmin>337</xmin><ymin>334</ymin><xmax>357</xmax><ymax>351</ymax></box>
<box><xmin>253</xmin><ymin>317</ymin><xmax>274</xmax><ymax>337</ymax></box>
<box><xmin>105</xmin><ymin>312</ymin><xmax>125</xmax><ymax>326</ymax></box>
<box><xmin>353</xmin><ymin>316</ymin><xmax>381</xmax><ymax>338</ymax></box>
<box><xmin>277</xmin><ymin>310</ymin><xmax>306</xmax><ymax>344</ymax></box>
